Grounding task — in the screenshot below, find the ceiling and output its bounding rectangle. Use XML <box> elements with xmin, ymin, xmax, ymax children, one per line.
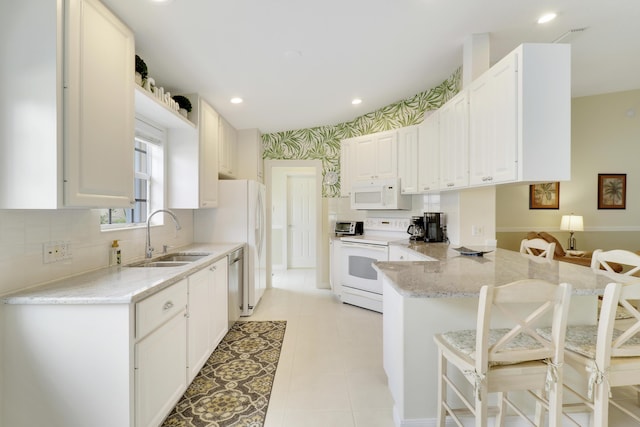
<box><xmin>102</xmin><ymin>0</ymin><xmax>640</xmax><ymax>134</ymax></box>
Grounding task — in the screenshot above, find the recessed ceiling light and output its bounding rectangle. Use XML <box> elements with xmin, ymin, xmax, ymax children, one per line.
<box><xmin>537</xmin><ymin>12</ymin><xmax>557</xmax><ymax>24</ymax></box>
<box><xmin>230</xmin><ymin>97</ymin><xmax>243</xmax><ymax>104</ymax></box>
<box><xmin>283</xmin><ymin>50</ymin><xmax>302</xmax><ymax>59</ymax></box>
<box><xmin>352</xmin><ymin>98</ymin><xmax>362</xmax><ymax>105</ymax></box>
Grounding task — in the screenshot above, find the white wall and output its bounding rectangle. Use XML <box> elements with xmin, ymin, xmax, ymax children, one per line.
<box><xmin>0</xmin><ymin>209</ymin><xmax>194</xmax><ymax>296</ymax></box>
<box><xmin>496</xmin><ymin>89</ymin><xmax>640</xmax><ymax>251</ymax></box>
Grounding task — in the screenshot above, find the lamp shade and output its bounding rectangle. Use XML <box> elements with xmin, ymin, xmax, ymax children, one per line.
<box><xmin>560</xmin><ymin>215</ymin><xmax>584</xmax><ymax>232</ymax></box>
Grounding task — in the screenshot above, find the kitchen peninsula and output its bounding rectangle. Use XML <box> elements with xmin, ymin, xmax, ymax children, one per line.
<box><xmin>376</xmin><ymin>243</ymin><xmax>640</xmax><ymax>427</ymax></box>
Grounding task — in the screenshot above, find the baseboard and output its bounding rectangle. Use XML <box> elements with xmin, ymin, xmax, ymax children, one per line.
<box><xmin>394</xmin><ymin>412</ymin><xmax>591</xmax><ymax>427</ymax></box>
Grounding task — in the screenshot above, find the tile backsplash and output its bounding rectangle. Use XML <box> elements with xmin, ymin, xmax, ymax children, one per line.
<box><xmin>0</xmin><ymin>209</ymin><xmax>194</xmax><ymax>296</ymax></box>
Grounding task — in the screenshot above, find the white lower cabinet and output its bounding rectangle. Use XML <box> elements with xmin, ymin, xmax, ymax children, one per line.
<box><xmin>329</xmin><ymin>238</ymin><xmax>342</xmax><ymax>294</ymax></box>
<box><xmin>2</xmin><ymin>259</ymin><xmax>230</xmax><ymax>427</ymax></box>
<box><xmin>210</xmin><ymin>258</ymin><xmax>229</xmax><ymax>348</ymax></box>
<box><xmin>135</xmin><ymin>302</ymin><xmax>188</xmax><ymax>427</ymax></box>
<box><xmin>187</xmin><ymin>270</ymin><xmax>211</xmax><ymax>382</ymax></box>
<box><xmin>134</xmin><ymin>279</ymin><xmax>188</xmax><ymax>427</ymax></box>
<box><xmin>188</xmin><ymin>258</ymin><xmax>229</xmax><ymax>383</ymax></box>
<box><xmin>389</xmin><ymin>245</ymin><xmax>431</xmax><ymax>261</ymax></box>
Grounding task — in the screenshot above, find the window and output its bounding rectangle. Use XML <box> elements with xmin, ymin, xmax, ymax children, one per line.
<box><xmin>100</xmin><ymin>118</ymin><xmax>166</xmax><ymax>229</ymax></box>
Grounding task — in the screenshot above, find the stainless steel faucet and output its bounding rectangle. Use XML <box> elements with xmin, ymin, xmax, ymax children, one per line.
<box><xmin>146</xmin><ymin>209</ymin><xmax>182</xmax><ymax>258</ymax></box>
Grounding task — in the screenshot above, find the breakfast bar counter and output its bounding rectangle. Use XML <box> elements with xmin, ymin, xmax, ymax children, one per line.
<box><xmin>374</xmin><ymin>244</ymin><xmax>640</xmax><ymax>426</ymax></box>
<box><xmin>378</xmin><ymin>244</ymin><xmax>623</xmax><ymax>298</ymax></box>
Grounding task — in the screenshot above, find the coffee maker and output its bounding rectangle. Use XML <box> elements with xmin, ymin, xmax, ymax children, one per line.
<box><xmin>406</xmin><ymin>216</ymin><xmax>425</xmax><ymax>241</ymax></box>
<box><xmin>424</xmin><ymin>212</ymin><xmax>445</xmax><ymax>242</ymax></box>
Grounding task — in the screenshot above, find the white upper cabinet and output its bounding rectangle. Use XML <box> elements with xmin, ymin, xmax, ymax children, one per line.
<box><xmin>468</xmin><ymin>55</ymin><xmax>517</xmax><ymax>186</ymax></box>
<box><xmin>236</xmin><ymin>128</ymin><xmax>264</xmax><ymax>183</ymax></box>
<box><xmin>398</xmin><ymin>126</ymin><xmax>419</xmax><ymax>194</ymax></box>
<box><xmin>64</xmin><ymin>0</ymin><xmax>135</xmax><ymax>207</ymax></box>
<box><xmin>513</xmin><ymin>43</ymin><xmax>571</xmax><ymax>182</ymax></box>
<box><xmin>418</xmin><ymin>111</ymin><xmax>440</xmax><ymax>193</ymax></box>
<box><xmin>340</xmin><ymin>139</ymin><xmax>353</xmax><ymax>197</ymax></box>
<box><xmin>468</xmin><ymin>43</ymin><xmax>570</xmax><ymax>186</ymax></box>
<box><xmin>351</xmin><ymin>130</ymin><xmax>398</xmax><ymax>181</ymax></box>
<box><xmin>168</xmin><ymin>96</ymin><xmax>219</xmax><ymax>209</ymax></box>
<box><xmin>0</xmin><ymin>0</ymin><xmax>134</xmax><ymax>209</ymax></box>
<box><xmin>218</xmin><ymin>116</ymin><xmax>238</xmax><ymax>178</ymax></box>
<box><xmin>439</xmin><ymin>91</ymin><xmax>469</xmax><ymax>190</ymax></box>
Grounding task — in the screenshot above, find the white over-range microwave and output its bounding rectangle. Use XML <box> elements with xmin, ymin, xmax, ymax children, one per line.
<box><xmin>350</xmin><ymin>178</ymin><xmax>411</xmax><ymax>210</ymax></box>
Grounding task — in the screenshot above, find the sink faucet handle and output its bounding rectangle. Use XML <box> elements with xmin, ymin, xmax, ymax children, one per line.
<box><xmin>162</xmin><ymin>244</ymin><xmax>172</xmax><ymax>254</ymax></box>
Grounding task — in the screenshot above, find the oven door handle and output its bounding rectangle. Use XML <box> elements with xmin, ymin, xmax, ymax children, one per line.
<box><xmin>341</xmin><ymin>242</ymin><xmax>388</xmax><ymax>252</ymax></box>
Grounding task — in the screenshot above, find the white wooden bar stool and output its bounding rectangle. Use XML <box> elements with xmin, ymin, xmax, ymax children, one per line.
<box><xmin>591</xmin><ymin>249</ymin><xmax>640</xmax><ymax>276</ymax></box>
<box><xmin>433</xmin><ymin>279</ymin><xmax>572</xmax><ymax>427</ymax></box>
<box><xmin>538</xmin><ymin>282</ymin><xmax>640</xmax><ymax>426</ymax></box>
<box><xmin>520</xmin><ymin>238</ymin><xmax>557</xmax><ymax>260</ymax></box>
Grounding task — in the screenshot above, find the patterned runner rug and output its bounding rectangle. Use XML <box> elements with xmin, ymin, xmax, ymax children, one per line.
<box><xmin>163</xmin><ymin>320</ymin><xmax>287</xmax><ymax>427</ymax></box>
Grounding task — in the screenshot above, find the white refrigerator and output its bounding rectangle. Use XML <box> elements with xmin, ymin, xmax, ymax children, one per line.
<box><xmin>194</xmin><ymin>179</ymin><xmax>266</xmax><ymax>316</ymax></box>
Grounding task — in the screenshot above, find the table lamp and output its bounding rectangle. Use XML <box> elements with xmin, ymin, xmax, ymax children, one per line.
<box><xmin>560</xmin><ymin>214</ymin><xmax>584</xmax><ymax>250</ymax></box>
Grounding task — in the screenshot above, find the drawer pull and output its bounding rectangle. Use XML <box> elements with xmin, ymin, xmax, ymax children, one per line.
<box><xmin>163</xmin><ymin>301</ymin><xmax>174</xmax><ymax>311</ymax></box>
<box><xmin>210</xmin><ymin>266</ymin><xmax>217</xmax><ymax>271</ymax></box>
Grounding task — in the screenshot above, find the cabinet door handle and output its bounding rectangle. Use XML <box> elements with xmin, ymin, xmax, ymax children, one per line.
<box><xmin>210</xmin><ymin>266</ymin><xmax>217</xmax><ymax>271</ymax></box>
<box><xmin>163</xmin><ymin>301</ymin><xmax>174</xmax><ymax>311</ymax></box>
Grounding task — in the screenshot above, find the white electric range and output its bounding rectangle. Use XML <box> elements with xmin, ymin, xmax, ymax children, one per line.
<box><xmin>339</xmin><ymin>218</ymin><xmax>410</xmax><ymax>313</ymax></box>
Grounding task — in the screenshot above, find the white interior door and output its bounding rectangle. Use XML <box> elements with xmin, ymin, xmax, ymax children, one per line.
<box><xmin>287</xmin><ymin>175</ymin><xmax>316</xmax><ymax>268</ymax></box>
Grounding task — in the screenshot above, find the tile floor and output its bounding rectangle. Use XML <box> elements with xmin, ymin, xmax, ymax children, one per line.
<box><xmin>251</xmin><ymin>269</ymin><xmax>395</xmax><ymax>427</ymax></box>
<box><xmin>252</xmin><ymin>268</ymin><xmax>640</xmax><ymax>427</ymax></box>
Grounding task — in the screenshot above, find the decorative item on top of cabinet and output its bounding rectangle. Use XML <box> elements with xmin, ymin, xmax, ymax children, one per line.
<box><xmin>135</xmin><ymin>54</ymin><xmax>148</xmax><ymax>86</ymax></box>
<box><xmin>135</xmin><ymin>86</ymin><xmax>195</xmax><ymax>129</ymax></box>
<box><xmin>168</xmin><ymin>94</ymin><xmax>220</xmax><ymax>209</ymax></box>
<box><xmin>236</xmin><ymin>128</ymin><xmax>264</xmax><ymax>182</ymax></box>
<box><xmin>172</xmin><ymin>95</ymin><xmax>193</xmax><ymax>119</ymax></box>
<box><xmin>418</xmin><ymin>111</ymin><xmax>440</xmax><ymax>192</ymax></box>
<box><xmin>398</xmin><ymin>125</ymin><xmax>420</xmax><ymax>194</ymax></box>
<box><xmin>218</xmin><ymin>116</ymin><xmax>238</xmax><ymax>178</ymax></box>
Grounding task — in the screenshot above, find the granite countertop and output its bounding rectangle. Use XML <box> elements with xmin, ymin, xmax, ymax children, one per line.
<box><xmin>376</xmin><ymin>241</ymin><xmax>640</xmax><ymax>298</ymax></box>
<box><xmin>2</xmin><ymin>243</ymin><xmax>244</xmax><ymax>305</ymax></box>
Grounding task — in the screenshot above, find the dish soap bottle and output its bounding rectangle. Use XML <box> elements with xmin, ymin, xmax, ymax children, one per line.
<box><xmin>110</xmin><ymin>240</ymin><xmax>122</xmax><ymax>266</ymax></box>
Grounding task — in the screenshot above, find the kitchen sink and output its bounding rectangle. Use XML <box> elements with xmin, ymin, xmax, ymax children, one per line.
<box><xmin>128</xmin><ymin>261</ymin><xmax>191</xmax><ymax>268</ymax></box>
<box><xmin>127</xmin><ymin>252</ymin><xmax>210</xmax><ymax>268</ymax></box>
<box><xmin>154</xmin><ymin>252</ymin><xmax>210</xmax><ymax>262</ymax></box>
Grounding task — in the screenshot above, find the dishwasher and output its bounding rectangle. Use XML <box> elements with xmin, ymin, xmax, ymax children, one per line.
<box><xmin>227</xmin><ymin>247</ymin><xmax>243</xmax><ymax>328</ymax></box>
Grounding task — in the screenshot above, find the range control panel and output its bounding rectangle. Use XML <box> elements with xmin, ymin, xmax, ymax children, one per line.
<box><xmin>363</xmin><ymin>218</ymin><xmax>411</xmax><ymax>232</ymax></box>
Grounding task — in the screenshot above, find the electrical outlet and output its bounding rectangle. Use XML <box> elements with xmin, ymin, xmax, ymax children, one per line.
<box><xmin>471</xmin><ymin>225</ymin><xmax>484</xmax><ymax>237</ymax></box>
<box><xmin>43</xmin><ymin>241</ymin><xmax>72</xmax><ymax>264</ymax></box>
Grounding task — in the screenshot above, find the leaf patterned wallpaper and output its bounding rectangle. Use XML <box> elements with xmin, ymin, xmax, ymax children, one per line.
<box><xmin>262</xmin><ymin>67</ymin><xmax>462</xmax><ymax>197</ymax></box>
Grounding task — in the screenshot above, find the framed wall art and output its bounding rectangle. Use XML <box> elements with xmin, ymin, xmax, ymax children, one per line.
<box><xmin>529</xmin><ymin>182</ymin><xmax>560</xmax><ymax>209</ymax></box>
<box><xmin>598</xmin><ymin>173</ymin><xmax>626</xmax><ymax>209</ymax></box>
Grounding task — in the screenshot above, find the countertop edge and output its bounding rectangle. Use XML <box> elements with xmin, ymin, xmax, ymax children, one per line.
<box><xmin>2</xmin><ymin>243</ymin><xmax>245</xmax><ymax>305</ymax></box>
<box><xmin>374</xmin><ymin>243</ymin><xmax>640</xmax><ymax>299</ymax></box>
